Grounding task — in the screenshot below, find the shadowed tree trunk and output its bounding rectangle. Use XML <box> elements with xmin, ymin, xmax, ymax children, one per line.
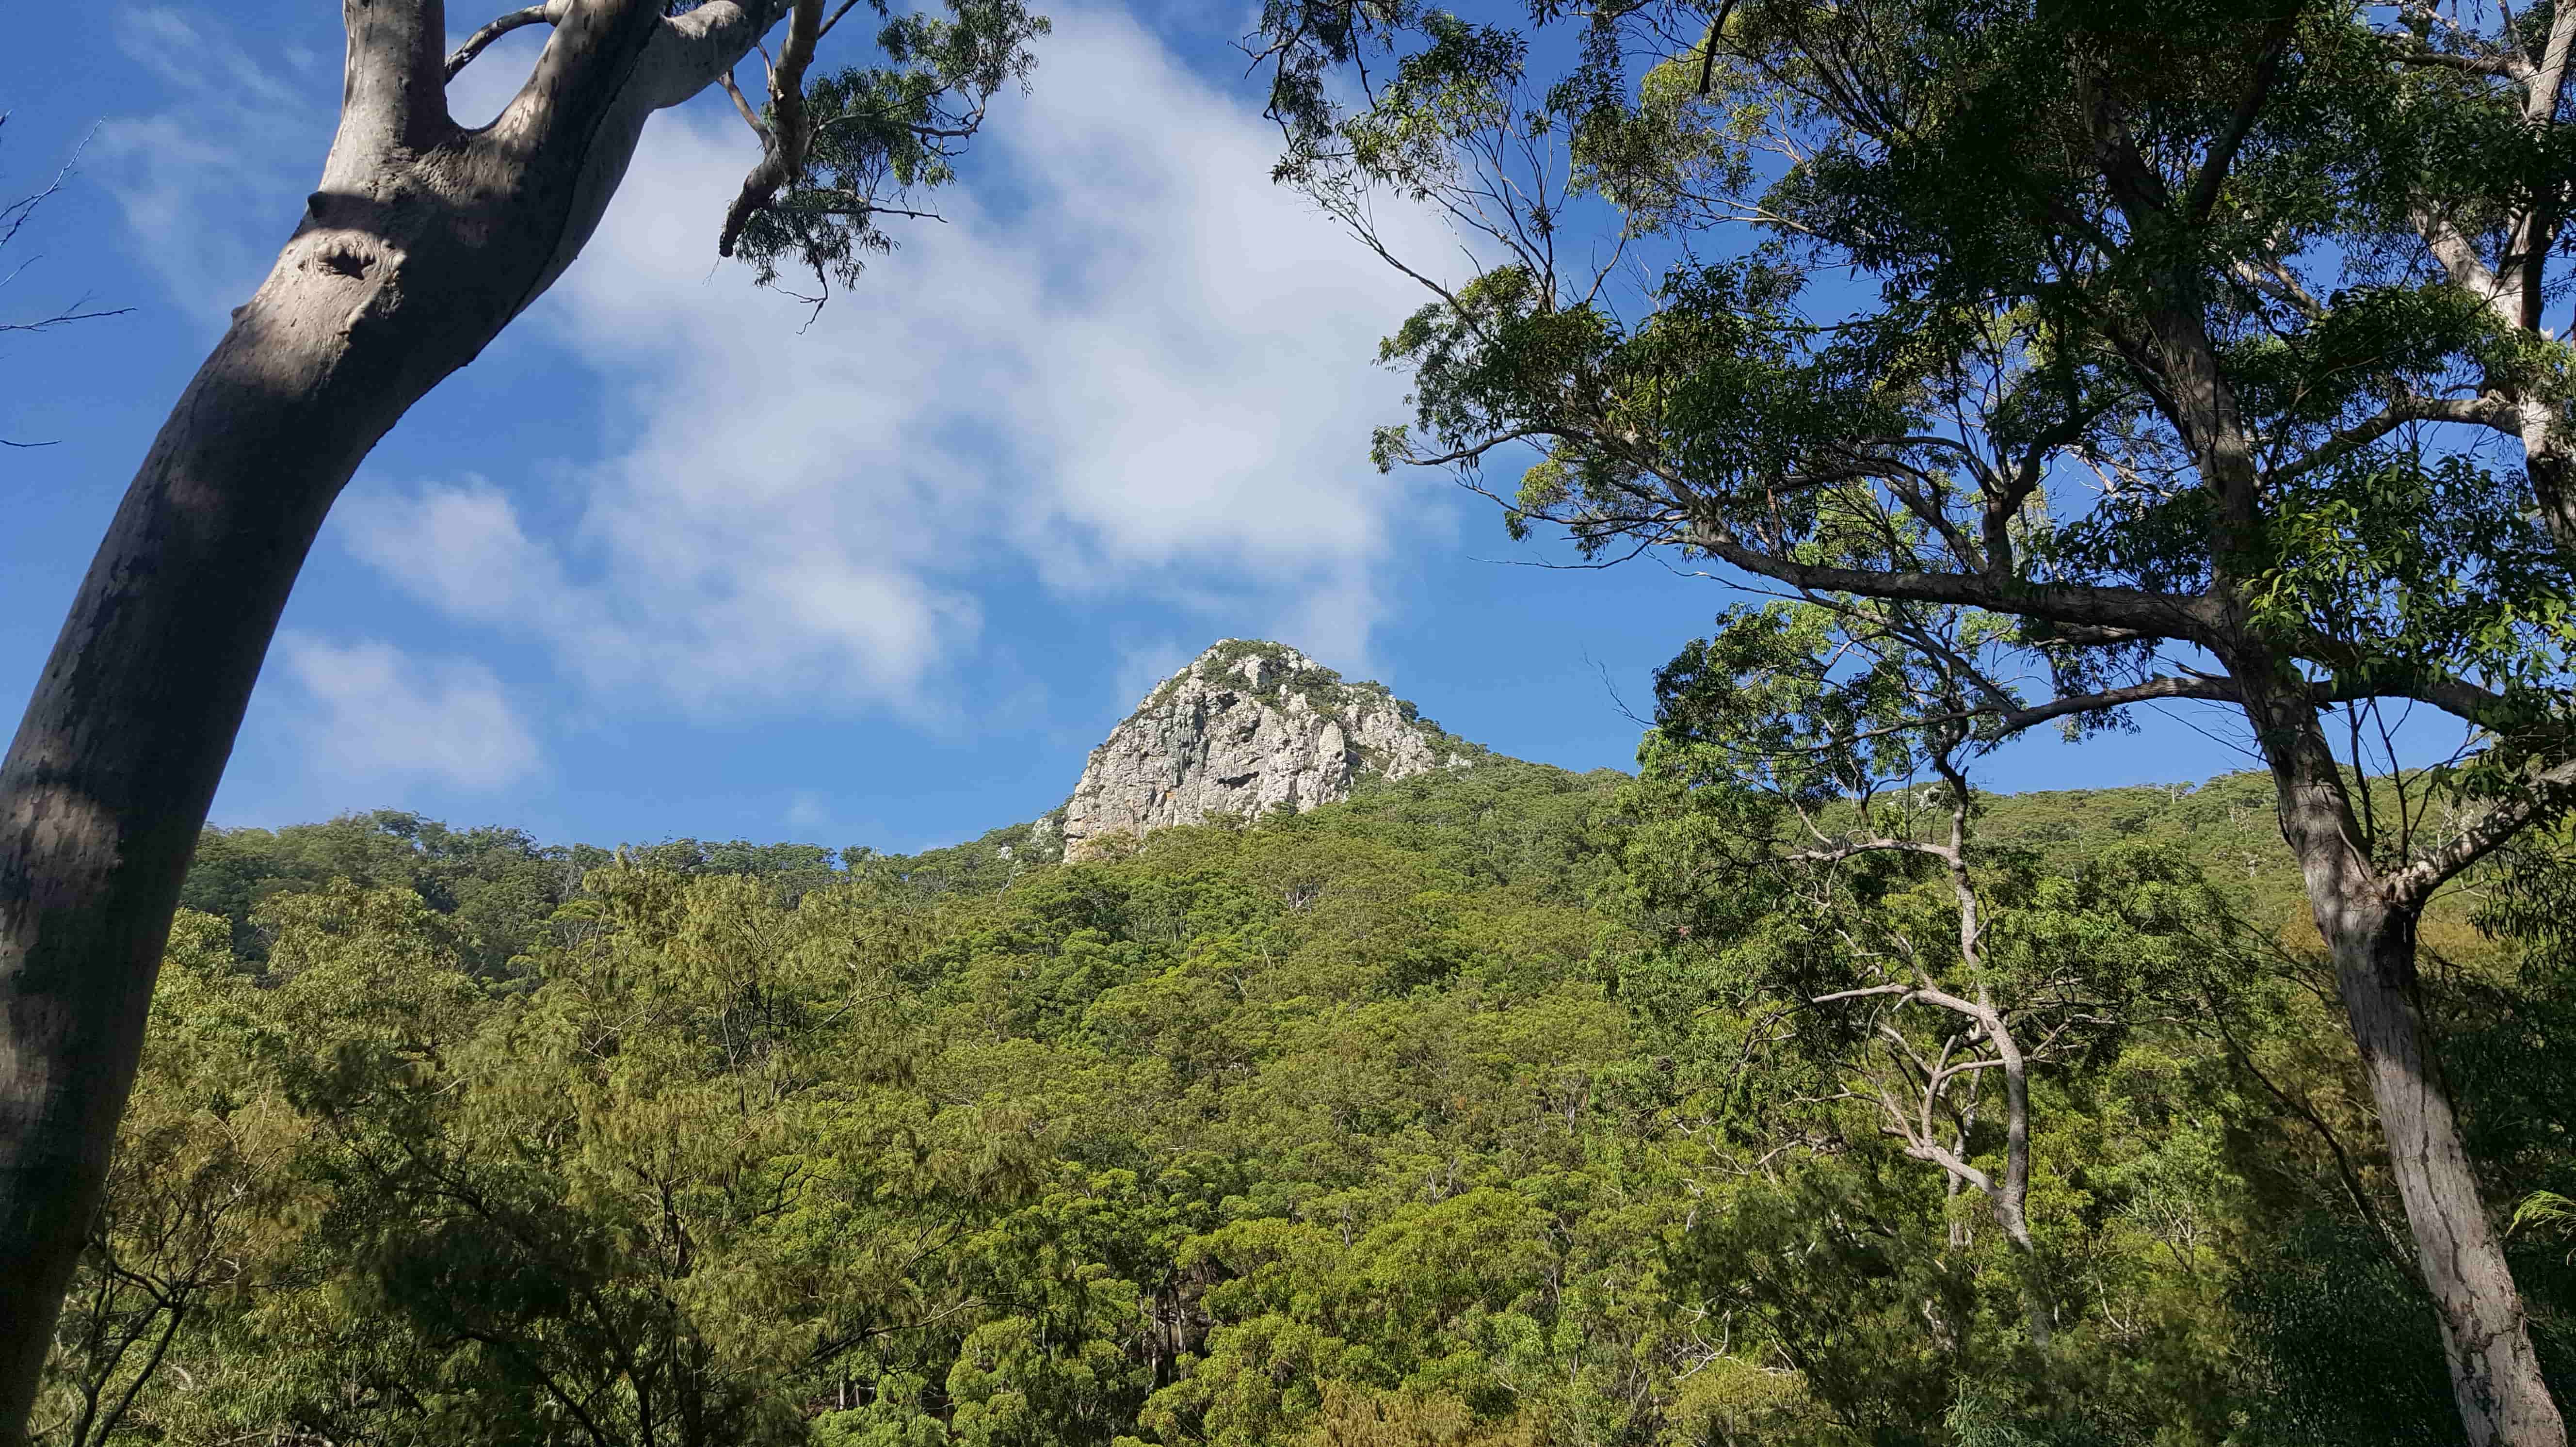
<box><xmin>0</xmin><ymin>0</ymin><xmax>796</xmax><ymax>1431</ymax></box>
<box><xmin>2238</xmin><ymin>666</ymin><xmax>2566</xmax><ymax>1447</ymax></box>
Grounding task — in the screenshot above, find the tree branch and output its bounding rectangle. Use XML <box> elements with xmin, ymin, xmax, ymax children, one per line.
<box><xmin>2233</xmin><ymin>255</ymin><xmax>2327</xmax><ymax>319</ymax></box>
<box><xmin>2386</xmin><ymin>757</ymin><xmax>2576</xmax><ymax>909</ymax></box>
<box><xmin>1695</xmin><ymin>0</ymin><xmax>1739</xmax><ymax>97</ymax></box>
<box><xmin>1814</xmin><ymin>983</ymin><xmax>1920</xmax><ymax>1004</ymax></box>
<box><xmin>496</xmin><ymin>0</ymin><xmax>672</xmax><ymax>141</ymax></box>
<box><xmin>445</xmin><ymin>2</ymin><xmax>566</xmax><ymax>80</ymax></box>
<box><xmin>2278</xmin><ymin>392</ymin><xmax>2522</xmax><ymax>483</ymax></box>
<box><xmin>1901</xmin><ymin>1133</ymin><xmax>1997</xmax><ymax>1196</ymax></box>
<box><xmin>2294</xmin><ymin>636</ymin><xmax>2576</xmax><ymax>780</ymax></box>
<box><xmin>1815</xmin><ymin>980</ymin><xmax>1996</xmax><ymax>1029</ymax></box>
<box><xmin>1681</xmin><ymin>522</ymin><xmax>2211</xmax><ymax>640</ymax></box>
<box><xmin>2527</xmin><ymin>0</ymin><xmax>2576</xmax><ymax>125</ymax></box>
<box><xmin>1997</xmin><ymin>674</ymin><xmax>2240</xmax><ymax>733</ymax></box>
<box><xmin>2386</xmin><ymin>46</ymin><xmax>2528</xmax><ymax>80</ymax></box>
<box><xmin>630</xmin><ymin>0</ymin><xmax>800</xmax><ymax>114</ymax></box>
<box><xmin>2186</xmin><ymin>20</ymin><xmax>2291</xmax><ymax>223</ymax></box>
<box><xmin>719</xmin><ymin>0</ymin><xmax>825</xmax><ymax>257</ymax></box>
<box><xmin>2415</xmin><ymin>208</ymin><xmax>2526</xmax><ymax>330</ymax></box>
<box><xmin>718</xmin><ymin>68</ymin><xmax>768</xmax><ymax>139</ymax></box>
<box><xmin>1792</xmin><ymin>838</ymin><xmax>1953</xmax><ymax>868</ymax></box>
<box><xmin>813</xmin><ymin>0</ymin><xmax>870</xmax><ymax>42</ymax></box>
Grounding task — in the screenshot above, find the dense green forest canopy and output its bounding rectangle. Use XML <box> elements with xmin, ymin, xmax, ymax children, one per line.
<box><xmin>36</xmin><ymin>754</ymin><xmax>2574</xmax><ymax>1445</ymax></box>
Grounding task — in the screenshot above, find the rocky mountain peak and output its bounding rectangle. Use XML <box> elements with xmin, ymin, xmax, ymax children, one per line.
<box><xmin>1053</xmin><ymin>640</ymin><xmax>1475</xmax><ymax>859</ymax></box>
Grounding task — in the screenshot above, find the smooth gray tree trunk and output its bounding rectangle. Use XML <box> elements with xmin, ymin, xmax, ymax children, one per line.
<box><xmin>0</xmin><ymin>1</ymin><xmax>784</xmax><ymax>1432</ymax></box>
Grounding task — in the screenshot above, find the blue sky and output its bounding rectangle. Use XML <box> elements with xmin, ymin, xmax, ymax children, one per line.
<box><xmin>0</xmin><ymin>1</ymin><xmax>2270</xmax><ymax>855</ymax></box>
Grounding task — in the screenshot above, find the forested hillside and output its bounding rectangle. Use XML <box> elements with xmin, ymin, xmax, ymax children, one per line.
<box><xmin>35</xmin><ymin>758</ymin><xmax>2573</xmax><ymax>1445</ymax></box>
<box><xmin>25</xmin><ymin>1</ymin><xmax>2576</xmax><ymax>1443</ymax></box>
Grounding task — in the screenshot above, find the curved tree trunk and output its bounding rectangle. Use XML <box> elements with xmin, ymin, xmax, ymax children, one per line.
<box><xmin>0</xmin><ymin>278</ymin><xmax>399</xmax><ymax>1443</ymax></box>
<box><xmin>0</xmin><ymin>241</ymin><xmax>473</xmax><ymax>1446</ymax></box>
<box><xmin>0</xmin><ymin>1</ymin><xmax>784</xmax><ymax>1431</ymax></box>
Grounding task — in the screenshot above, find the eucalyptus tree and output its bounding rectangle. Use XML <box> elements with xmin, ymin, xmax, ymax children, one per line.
<box><xmin>1251</xmin><ymin>0</ymin><xmax>2576</xmax><ymax>1440</ymax></box>
<box><xmin>0</xmin><ymin>0</ymin><xmax>1043</xmax><ymax>1431</ymax></box>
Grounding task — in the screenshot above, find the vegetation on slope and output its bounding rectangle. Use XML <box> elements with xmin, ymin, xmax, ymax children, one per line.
<box><xmin>32</xmin><ymin>757</ymin><xmax>2574</xmax><ymax>1445</ymax></box>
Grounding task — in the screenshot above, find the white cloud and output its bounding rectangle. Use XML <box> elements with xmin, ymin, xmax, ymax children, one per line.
<box><xmin>346</xmin><ymin>4</ymin><xmax>1453</xmax><ymax>718</ymax></box>
<box><xmin>276</xmin><ymin>634</ymin><xmax>542</xmax><ymax>792</ymax></box>
<box><xmin>340</xmin><ymin>476</ymin><xmax>571</xmax><ymax>628</ymax></box>
<box><xmin>110</xmin><ymin>4</ymin><xmax>1463</xmax><ymax>730</ymax></box>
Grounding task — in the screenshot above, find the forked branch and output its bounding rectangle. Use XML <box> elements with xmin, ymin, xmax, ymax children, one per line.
<box><xmin>720</xmin><ymin>0</ymin><xmax>827</xmax><ymax>256</ymax></box>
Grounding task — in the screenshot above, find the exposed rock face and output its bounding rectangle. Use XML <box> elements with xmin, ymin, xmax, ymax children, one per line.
<box><xmin>1061</xmin><ymin>641</ymin><xmax>1473</xmax><ymax>859</ymax></box>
